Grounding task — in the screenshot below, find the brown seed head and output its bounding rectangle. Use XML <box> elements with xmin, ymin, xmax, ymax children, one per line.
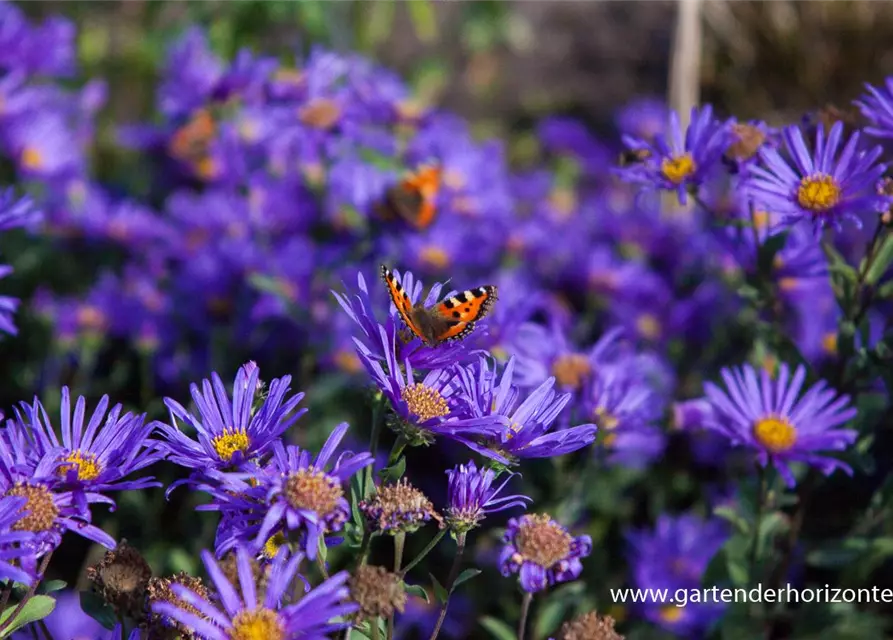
<box><xmin>556</xmin><ymin>611</ymin><xmax>624</xmax><ymax>640</ymax></box>
<box><xmin>348</xmin><ymin>565</ymin><xmax>407</xmax><ymax>621</ymax></box>
<box><xmin>359</xmin><ymin>479</ymin><xmax>443</xmax><ymax>533</ymax></box>
<box><xmin>146</xmin><ymin>573</ymin><xmax>210</xmax><ymax>640</ymax></box>
<box><xmin>515</xmin><ymin>514</ymin><xmax>573</xmax><ymax>569</ymax></box>
<box><xmin>87</xmin><ymin>541</ymin><xmax>153</xmax><ymax>620</ymax></box>
<box><xmin>283</xmin><ymin>467</ymin><xmax>344</xmax><ymax>517</ymax></box>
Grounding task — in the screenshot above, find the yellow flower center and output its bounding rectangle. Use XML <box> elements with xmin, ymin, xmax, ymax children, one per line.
<box><xmin>283</xmin><ymin>468</ymin><xmax>343</xmax><ymax>517</ymax></box>
<box><xmin>419</xmin><ymin>246</ymin><xmax>451</xmax><ymax>271</ymax></box>
<box><xmin>229</xmin><ymin>608</ymin><xmax>284</xmax><ymax>640</ymax></box>
<box><xmin>822</xmin><ymin>332</ymin><xmax>838</xmax><ymax>355</ymax></box>
<box><xmin>21</xmin><ymin>147</ymin><xmax>43</xmax><ymax>171</ymax></box>
<box><xmin>594</xmin><ymin>407</ymin><xmax>619</xmax><ymax>431</ymax></box>
<box><xmin>551</xmin><ymin>354</ymin><xmax>591</xmax><ymax>390</ymax></box>
<box><xmin>334</xmin><ymin>350</ymin><xmax>362</xmax><ymax>374</ymax></box>
<box><xmin>797</xmin><ymin>173</ymin><xmax>841</xmax><ymax>212</ymax></box>
<box><xmin>752</xmin><ymin>210</ymin><xmax>770</xmax><ymax>231</ymax></box>
<box><xmin>58</xmin><ymin>451</ymin><xmax>101</xmax><ymax>481</ymax></box>
<box><xmin>659</xmin><ymin>605</ymin><xmax>684</xmax><ymax>623</ymax></box>
<box><xmin>262</xmin><ymin>532</ymin><xmax>287</xmax><ymax>559</ymax></box>
<box><xmin>660</xmin><ymin>153</ymin><xmax>696</xmax><ymax>184</ymax></box>
<box><xmin>5</xmin><ymin>484</ymin><xmax>58</xmax><ymax>532</ymax></box>
<box><xmin>753</xmin><ymin>415</ymin><xmax>797</xmax><ymax>453</ymax></box>
<box><xmin>636</xmin><ymin>313</ymin><xmax>662</xmax><ymax>340</ymax></box>
<box><xmin>212</xmin><ymin>428</ymin><xmax>250</xmax><ymax>463</ymax></box>
<box><xmin>401</xmin><ymin>384</ymin><xmax>450</xmax><ymax>423</ymax></box>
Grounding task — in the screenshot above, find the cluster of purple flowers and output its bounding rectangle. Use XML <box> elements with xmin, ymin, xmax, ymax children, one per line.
<box><xmin>3</xmin><ymin>2</ymin><xmax>893</xmax><ymax>638</ymax></box>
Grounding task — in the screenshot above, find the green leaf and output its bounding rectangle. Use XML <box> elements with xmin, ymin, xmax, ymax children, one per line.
<box><xmin>407</xmin><ymin>0</ymin><xmax>438</xmax><ymax>43</ymax></box>
<box><xmin>37</xmin><ymin>580</ymin><xmax>66</xmax><ymax>595</ymax></box>
<box><xmin>807</xmin><ymin>539</ymin><xmax>869</xmax><ymax>568</ymax></box>
<box><xmin>381</xmin><ymin>456</ymin><xmax>406</xmax><ymax>483</ymax></box>
<box><xmin>430</xmin><ymin>573</ymin><xmax>448</xmax><ymax>604</ymax></box>
<box><xmin>0</xmin><ymin>595</ymin><xmax>56</xmax><ymax>638</ymax></box>
<box><xmin>534</xmin><ymin>597</ymin><xmax>570</xmax><ymax>639</ymax></box>
<box><xmin>359</xmin><ymin>1</ymin><xmax>395</xmax><ymax>49</ymax></box>
<box><xmin>865</xmin><ymin>232</ymin><xmax>893</xmax><ymax>285</ymax></box>
<box><xmin>702</xmin><ymin>548</ymin><xmax>729</xmax><ymax>587</ymax></box>
<box><xmin>756</xmin><ymin>512</ymin><xmax>788</xmax><ymax>558</ymax></box>
<box><xmin>713</xmin><ymin>506</ymin><xmax>750</xmax><ymax>535</ymax></box>
<box><xmin>452</xmin><ymin>568</ymin><xmax>481</xmax><ymax>590</ymax></box>
<box><xmin>79</xmin><ymin>590</ymin><xmax>116</xmax><ymax>630</ymax></box>
<box><xmin>404</xmin><ymin>583</ymin><xmax>429</xmax><ymax>603</ymax></box>
<box><xmin>479</xmin><ymin>616</ymin><xmax>517</xmax><ymax>640</ymax></box>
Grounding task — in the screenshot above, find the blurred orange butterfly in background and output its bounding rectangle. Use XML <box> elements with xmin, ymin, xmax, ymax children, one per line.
<box><xmin>381</xmin><ymin>265</ymin><xmax>497</xmax><ymax>347</ymax></box>
<box><xmin>375</xmin><ymin>164</ymin><xmax>442</xmax><ymax>231</ymax></box>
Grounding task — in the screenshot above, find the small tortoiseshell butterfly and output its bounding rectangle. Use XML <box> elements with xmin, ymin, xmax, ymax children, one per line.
<box><xmin>375</xmin><ymin>164</ymin><xmax>442</xmax><ymax>231</ymax></box>
<box><xmin>381</xmin><ymin>265</ymin><xmax>497</xmax><ymax>347</ymax></box>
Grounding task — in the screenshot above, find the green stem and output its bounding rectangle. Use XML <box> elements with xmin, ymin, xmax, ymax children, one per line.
<box><xmin>370</xmin><ymin>619</ymin><xmax>381</xmax><ymax>640</ymax></box>
<box><xmin>365</xmin><ymin>394</ymin><xmax>386</xmax><ymax>497</ymax></box>
<box><xmin>0</xmin><ymin>552</ymin><xmax>53</xmax><ymax>636</ymax></box>
<box><xmin>386</xmin><ymin>436</ymin><xmax>408</xmax><ymax>469</ymax></box>
<box><xmin>427</xmin><ymin>532</ymin><xmax>467</xmax><ymax>640</ymax></box>
<box><xmin>400</xmin><ymin>528</ymin><xmax>447</xmax><ymax>577</ymax></box>
<box><xmin>387</xmin><ymin>532</ymin><xmax>406</xmax><ymax>640</ymax></box>
<box><xmin>316</xmin><ymin>547</ymin><xmax>330</xmax><ymax>580</ymax></box>
<box><xmin>357</xmin><ymin>529</ymin><xmax>373</xmax><ymax>568</ymax></box>
<box><xmin>517</xmin><ymin>591</ymin><xmax>533</xmax><ymax>640</ymax></box>
<box><xmin>749</xmin><ymin>464</ymin><xmax>767</xmax><ymax>583</ymax></box>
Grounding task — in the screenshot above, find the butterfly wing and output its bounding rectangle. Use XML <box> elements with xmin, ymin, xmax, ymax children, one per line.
<box><xmin>381</xmin><ymin>265</ymin><xmax>428</xmax><ymax>341</ymax></box>
<box><xmin>376</xmin><ymin>165</ymin><xmax>441</xmax><ymax>230</ymax></box>
<box><xmin>429</xmin><ymin>286</ymin><xmax>498</xmax><ymax>342</ymax></box>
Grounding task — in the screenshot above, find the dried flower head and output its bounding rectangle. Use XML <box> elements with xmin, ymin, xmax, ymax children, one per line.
<box><xmin>87</xmin><ymin>541</ymin><xmax>153</xmax><ymax>620</ymax></box>
<box><xmin>360</xmin><ymin>479</ymin><xmax>443</xmax><ymax>533</ymax></box>
<box><xmin>348</xmin><ymin>565</ymin><xmax>407</xmax><ymax>622</ymax></box>
<box><xmin>556</xmin><ymin>611</ymin><xmax>624</xmax><ymax>640</ymax></box>
<box><xmin>146</xmin><ymin>573</ymin><xmax>210</xmax><ymax>639</ymax></box>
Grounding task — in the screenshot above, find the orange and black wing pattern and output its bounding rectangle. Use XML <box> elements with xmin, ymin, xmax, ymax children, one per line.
<box><xmin>377</xmin><ymin>164</ymin><xmax>442</xmax><ymax>230</ymax></box>
<box><xmin>381</xmin><ymin>265</ymin><xmax>426</xmax><ymax>341</ymax></box>
<box><xmin>430</xmin><ymin>286</ymin><xmax>498</xmax><ymax>342</ymax></box>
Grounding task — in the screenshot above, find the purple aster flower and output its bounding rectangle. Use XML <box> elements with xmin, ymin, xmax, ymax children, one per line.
<box><xmin>0</xmin><ymin>266</ymin><xmax>19</xmax><ymax>336</ymax></box>
<box><xmin>511</xmin><ymin>320</ymin><xmax>625</xmax><ymax>395</ymax></box>
<box><xmin>8</xmin><ymin>387</ymin><xmax>161</xmax><ymax>502</ymax></box>
<box><xmin>0</xmin><ymin>3</ymin><xmax>76</xmax><ymax>77</ymax></box>
<box><xmin>151</xmin><ymin>547</ymin><xmax>356</xmax><ymax>640</ymax></box>
<box><xmin>155</xmin><ymin>362</ymin><xmax>306</xmax><ymax>474</ymax></box>
<box><xmin>158</xmin><ymin>27</ymin><xmax>223</xmax><ymax>118</ymax></box>
<box><xmin>500</xmin><ymin>513</ymin><xmax>592</xmax><ymax>593</ymax></box>
<box><xmin>0</xmin><ymin>494</ymin><xmax>37</xmax><ymax>584</ymax></box>
<box><xmin>453</xmin><ymin>357</ymin><xmax>598</xmax><ymax>465</ymax></box>
<box><xmin>616</xmin><ymin>105</ymin><xmax>733</xmax><ymax>204</ymax></box>
<box><xmin>615</xmin><ymin>97</ymin><xmax>669</xmax><ymax>142</ymax></box>
<box><xmin>703</xmin><ymin>363</ymin><xmax>857</xmax><ymax>486</ymax></box>
<box><xmin>854</xmin><ymin>77</ymin><xmax>893</xmax><ymax>140</ymax></box>
<box><xmin>252</xmin><ymin>423</ymin><xmax>373</xmax><ymax>559</ymax></box>
<box><xmin>744</xmin><ymin>122</ymin><xmax>889</xmax><ymax>232</ymax></box>
<box><xmin>0</xmin><ymin>440</ymin><xmax>116</xmax><ymax>560</ymax></box>
<box><xmin>3</xmin><ymin>111</ymin><xmax>83</xmax><ymax>179</ymax></box>
<box><xmin>626</xmin><ymin>513</ymin><xmax>728</xmax><ymax>637</ymax></box>
<box><xmin>0</xmin><ymin>188</ymin><xmax>40</xmax><ymax>231</ymax></box>
<box><xmin>353</xmin><ymin>323</ymin><xmax>504</xmax><ymax>449</ymax></box>
<box><xmin>444</xmin><ymin>461</ymin><xmax>530</xmax><ymax>533</ymax></box>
